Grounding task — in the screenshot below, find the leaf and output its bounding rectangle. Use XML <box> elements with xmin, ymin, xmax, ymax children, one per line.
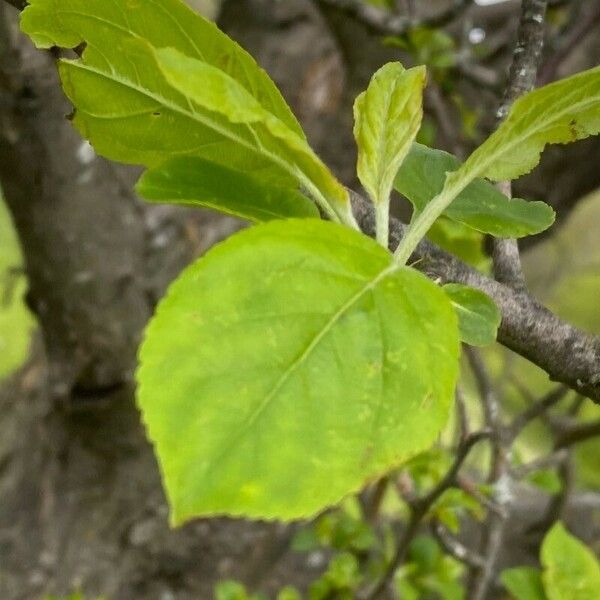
<box><xmin>354</xmin><ymin>63</ymin><xmax>426</xmax><ymax>207</ymax></box>
<box><xmin>153</xmin><ymin>47</ymin><xmax>351</xmax><ymax>220</ymax></box>
<box><xmin>136</xmin><ymin>156</ymin><xmax>319</xmax><ymax>222</ymax></box>
<box><xmin>20</xmin><ymin>0</ymin><xmax>352</xmax><ymax>222</ymax></box>
<box><xmin>354</xmin><ymin>63</ymin><xmax>425</xmax><ymax>245</ymax></box>
<box><xmin>501</xmin><ymin>567</ymin><xmax>547</xmax><ymax>600</ymax></box>
<box><xmin>395</xmin><ymin>144</ymin><xmax>555</xmax><ymax>238</ymax></box>
<box><xmin>427</xmin><ymin>218</ymin><xmax>489</xmax><ymax>270</ymax></box>
<box><xmin>444</xmin><ymin>66</ymin><xmax>600</xmax><ymax>194</ymax></box>
<box><xmin>443</xmin><ymin>284</ymin><xmax>500</xmax><ymax>347</ymax></box>
<box><xmin>20</xmin><ymin>0</ymin><xmax>302</xmax><ymax>135</ymax></box>
<box><xmin>541</xmin><ymin>522</ymin><xmax>600</xmax><ymax>600</ymax></box>
<box><xmin>137</xmin><ymin>219</ymin><xmax>459</xmax><ymax>522</ymax></box>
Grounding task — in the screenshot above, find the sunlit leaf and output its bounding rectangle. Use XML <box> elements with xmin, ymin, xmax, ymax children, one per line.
<box><xmin>354</xmin><ymin>63</ymin><xmax>425</xmax><ymax>207</ymax></box>
<box><xmin>137</xmin><ymin>220</ymin><xmax>459</xmax><ymax>522</ymax></box>
<box><xmin>501</xmin><ymin>567</ymin><xmax>547</xmax><ymax>600</ymax></box>
<box><xmin>395</xmin><ymin>144</ymin><xmax>555</xmax><ymax>238</ymax></box>
<box><xmin>541</xmin><ymin>522</ymin><xmax>600</xmax><ymax>600</ymax></box>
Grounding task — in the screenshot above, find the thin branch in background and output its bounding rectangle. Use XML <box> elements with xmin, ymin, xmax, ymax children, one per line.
<box><xmin>555</xmin><ymin>419</ymin><xmax>600</xmax><ymax>449</ymax></box>
<box><xmin>465</xmin><ymin>346</ymin><xmax>511</xmax><ymax>600</ymax></box>
<box><xmin>455</xmin><ymin>386</ymin><xmax>471</xmax><ymax>443</ymax></box>
<box><xmin>511</xmin><ymin>448</ymin><xmax>569</xmax><ymax>479</ymax></box>
<box><xmin>457</xmin><ymin>475</ymin><xmax>507</xmax><ymax>518</ymax></box>
<box><xmin>509</xmin><ymin>385</ymin><xmax>569</xmax><ymax>439</ymax></box>
<box><xmin>493</xmin><ymin>0</ymin><xmax>549</xmax><ymax>291</ymax></box>
<box><xmin>316</xmin><ymin>0</ymin><xmax>473</xmax><ymax>36</ymax></box>
<box><xmin>364</xmin><ymin>429</ymin><xmax>491</xmax><ymax>599</ymax></box>
<box><xmin>431</xmin><ymin>520</ymin><xmax>485</xmax><ymax>569</ymax></box>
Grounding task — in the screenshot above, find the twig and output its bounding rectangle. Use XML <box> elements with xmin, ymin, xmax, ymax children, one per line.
<box><xmin>465</xmin><ymin>347</ymin><xmax>511</xmax><ymax>600</ymax></box>
<box><xmin>555</xmin><ymin>419</ymin><xmax>600</xmax><ymax>449</ymax></box>
<box><xmin>364</xmin><ymin>430</ymin><xmax>491</xmax><ymax>599</ymax></box>
<box><xmin>511</xmin><ymin>448</ymin><xmax>569</xmax><ymax>478</ymax></box>
<box><xmin>431</xmin><ymin>520</ymin><xmax>485</xmax><ymax>569</ymax></box>
<box><xmin>509</xmin><ymin>385</ymin><xmax>569</xmax><ymax>439</ymax></box>
<box><xmin>316</xmin><ymin>0</ymin><xmax>473</xmax><ymax>36</ymax></box>
<box><xmin>493</xmin><ymin>0</ymin><xmax>548</xmax><ymax>291</ymax></box>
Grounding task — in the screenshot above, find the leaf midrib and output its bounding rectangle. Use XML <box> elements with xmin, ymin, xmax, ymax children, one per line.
<box><xmin>467</xmin><ymin>88</ymin><xmax>600</xmax><ymax>182</ymax></box>
<box><xmin>65</xmin><ymin>59</ymin><xmax>304</xmax><ymax>181</ymax></box>
<box><xmin>194</xmin><ymin>260</ymin><xmax>400</xmax><ymax>485</ymax></box>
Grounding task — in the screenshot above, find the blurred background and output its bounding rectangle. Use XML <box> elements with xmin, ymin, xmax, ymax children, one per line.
<box><xmin>0</xmin><ymin>0</ymin><xmax>599</xmax><ymax>598</ymax></box>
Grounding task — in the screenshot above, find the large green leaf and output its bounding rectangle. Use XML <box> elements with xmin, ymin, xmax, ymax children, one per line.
<box><xmin>501</xmin><ymin>567</ymin><xmax>547</xmax><ymax>600</ymax></box>
<box><xmin>137</xmin><ymin>157</ymin><xmax>319</xmax><ymax>222</ymax></box>
<box><xmin>20</xmin><ymin>0</ymin><xmax>302</xmax><ymax>134</ymax></box>
<box><xmin>137</xmin><ymin>219</ymin><xmax>459</xmax><ymax>522</ymax></box>
<box><xmin>353</xmin><ymin>63</ymin><xmax>425</xmax><ymax>243</ymax></box>
<box><xmin>395</xmin><ymin>144</ymin><xmax>555</xmax><ymax>238</ymax></box>
<box><xmin>443</xmin><ymin>284</ymin><xmax>500</xmax><ymax>347</ymax></box>
<box><xmin>541</xmin><ymin>522</ymin><xmax>600</xmax><ymax>600</ymax></box>
<box><xmin>20</xmin><ymin>0</ymin><xmax>352</xmax><ymax>223</ymax></box>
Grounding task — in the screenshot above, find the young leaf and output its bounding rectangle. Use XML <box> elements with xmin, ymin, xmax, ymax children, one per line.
<box><xmin>137</xmin><ymin>219</ymin><xmax>459</xmax><ymax>523</ymax></box>
<box><xmin>501</xmin><ymin>567</ymin><xmax>547</xmax><ymax>600</ymax></box>
<box><xmin>456</xmin><ymin>66</ymin><xmax>600</xmax><ymax>184</ymax></box>
<box><xmin>137</xmin><ymin>157</ymin><xmax>319</xmax><ymax>222</ymax></box>
<box><xmin>443</xmin><ymin>284</ymin><xmax>501</xmax><ymax>347</ymax></box>
<box><xmin>20</xmin><ymin>0</ymin><xmax>353</xmax><ymax>224</ymax></box>
<box><xmin>541</xmin><ymin>522</ymin><xmax>600</xmax><ymax>600</ymax></box>
<box><xmin>354</xmin><ymin>63</ymin><xmax>426</xmax><ymax>245</ymax></box>
<box><xmin>394</xmin><ymin>67</ymin><xmax>600</xmax><ymax>264</ymax></box>
<box><xmin>395</xmin><ymin>144</ymin><xmax>555</xmax><ymax>238</ymax></box>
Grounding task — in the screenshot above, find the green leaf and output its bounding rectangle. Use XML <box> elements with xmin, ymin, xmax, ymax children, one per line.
<box><xmin>394</xmin><ymin>68</ymin><xmax>600</xmax><ymax>263</ymax></box>
<box><xmin>20</xmin><ymin>0</ymin><xmax>301</xmax><ymax>134</ymax></box>
<box><xmin>137</xmin><ymin>219</ymin><xmax>459</xmax><ymax>522</ymax></box>
<box><xmin>136</xmin><ymin>156</ymin><xmax>319</xmax><ymax>222</ymax></box>
<box><xmin>215</xmin><ymin>581</ymin><xmax>248</xmax><ymax>600</ymax></box>
<box><xmin>456</xmin><ymin>66</ymin><xmax>600</xmax><ymax>184</ymax></box>
<box><xmin>395</xmin><ymin>144</ymin><xmax>555</xmax><ymax>238</ymax></box>
<box><xmin>541</xmin><ymin>522</ymin><xmax>600</xmax><ymax>600</ymax></box>
<box><xmin>443</xmin><ymin>284</ymin><xmax>500</xmax><ymax>347</ymax></box>
<box><xmin>153</xmin><ymin>47</ymin><xmax>351</xmax><ymax>221</ymax></box>
<box><xmin>354</xmin><ymin>63</ymin><xmax>426</xmax><ymax>244</ymax></box>
<box><xmin>501</xmin><ymin>567</ymin><xmax>547</xmax><ymax>600</ymax></box>
<box><xmin>20</xmin><ymin>0</ymin><xmax>353</xmax><ymax>224</ymax></box>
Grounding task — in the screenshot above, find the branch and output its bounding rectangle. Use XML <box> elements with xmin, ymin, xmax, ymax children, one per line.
<box><xmin>316</xmin><ymin>0</ymin><xmax>472</xmax><ymax>36</ymax></box>
<box><xmin>555</xmin><ymin>419</ymin><xmax>600</xmax><ymax>449</ymax></box>
<box><xmin>431</xmin><ymin>520</ymin><xmax>485</xmax><ymax>569</ymax></box>
<box><xmin>493</xmin><ymin>0</ymin><xmax>548</xmax><ymax>290</ymax></box>
<box><xmin>509</xmin><ymin>385</ymin><xmax>570</xmax><ymax>438</ymax></box>
<box><xmin>364</xmin><ymin>430</ymin><xmax>491</xmax><ymax>599</ymax></box>
<box><xmin>351</xmin><ymin>195</ymin><xmax>600</xmax><ymax>404</ymax></box>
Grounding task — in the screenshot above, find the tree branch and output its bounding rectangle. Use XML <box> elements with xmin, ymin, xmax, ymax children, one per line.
<box><xmin>351</xmin><ymin>195</ymin><xmax>600</xmax><ymax>404</ymax></box>
<box><xmin>493</xmin><ymin>0</ymin><xmax>548</xmax><ymax>290</ymax></box>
